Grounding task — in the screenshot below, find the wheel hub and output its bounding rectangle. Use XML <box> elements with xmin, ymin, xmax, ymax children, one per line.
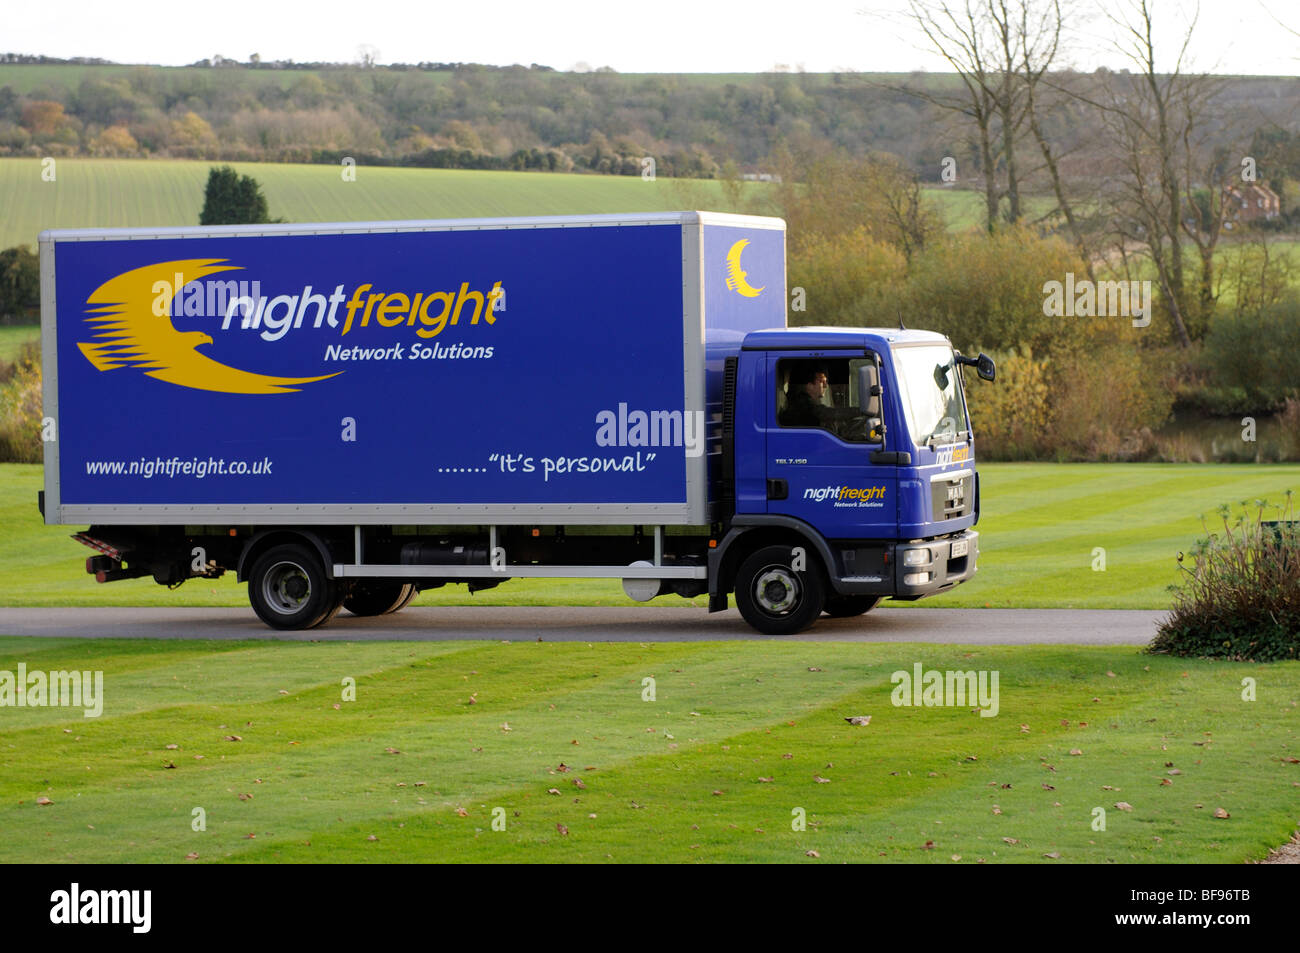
<box><xmin>263</xmin><ymin>560</ymin><xmax>310</xmax><ymax>613</ymax></box>
<box><xmin>754</xmin><ymin>567</ymin><xmax>798</xmax><ymax>613</ymax></box>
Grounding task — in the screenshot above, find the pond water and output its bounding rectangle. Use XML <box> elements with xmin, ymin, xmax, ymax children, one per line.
<box><xmin>1155</xmin><ymin>412</ymin><xmax>1294</xmax><ymax>462</ymax></box>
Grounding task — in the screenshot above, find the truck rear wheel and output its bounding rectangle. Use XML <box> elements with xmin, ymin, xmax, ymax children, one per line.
<box><xmin>248</xmin><ymin>543</ymin><xmax>339</xmax><ymax>630</ymax></box>
<box><xmin>735</xmin><ymin>545</ymin><xmax>825</xmax><ymax>635</ymax></box>
<box><xmin>344</xmin><ymin>582</ymin><xmax>417</xmax><ymax>617</ymax></box>
<box><xmin>823</xmin><ymin>596</ymin><xmax>882</xmax><ymax>617</ymax></box>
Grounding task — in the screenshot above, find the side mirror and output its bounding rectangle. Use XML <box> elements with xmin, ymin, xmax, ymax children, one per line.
<box><xmin>956</xmin><ymin>352</ymin><xmax>996</xmax><ymax>382</ymax></box>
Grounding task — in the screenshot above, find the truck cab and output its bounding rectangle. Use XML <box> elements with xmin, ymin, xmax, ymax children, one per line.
<box><xmin>711</xmin><ymin>327</ymin><xmax>992</xmax><ymax>634</ymax></box>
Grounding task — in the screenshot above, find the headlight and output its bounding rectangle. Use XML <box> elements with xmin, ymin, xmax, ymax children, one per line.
<box><xmin>902</xmin><ymin>548</ymin><xmax>932</xmax><ymax>567</ymax></box>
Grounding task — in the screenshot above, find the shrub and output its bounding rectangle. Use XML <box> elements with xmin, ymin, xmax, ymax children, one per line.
<box><xmin>1201</xmin><ymin>296</ymin><xmax>1300</xmax><ymax>410</ymax></box>
<box><xmin>1043</xmin><ymin>342</ymin><xmax>1175</xmax><ymax>460</ymax></box>
<box><xmin>1150</xmin><ymin>496</ymin><xmax>1300</xmax><ymax>661</ymax></box>
<box><xmin>788</xmin><ymin>227</ymin><xmax>907</xmax><ymax>326</ymax></box>
<box><xmin>964</xmin><ymin>347</ymin><xmax>1050</xmax><ymax>459</ymax></box>
<box><xmin>0</xmin><ymin>342</ymin><xmax>42</xmax><ymax>463</ymax></box>
<box><xmin>902</xmin><ymin>226</ymin><xmax>1091</xmax><ymax>357</ymax></box>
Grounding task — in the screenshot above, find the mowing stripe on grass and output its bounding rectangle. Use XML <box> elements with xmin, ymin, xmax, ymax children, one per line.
<box><xmin>3</xmin><ymin>639</ymin><xmax>1295</xmax><ymax>863</ymax></box>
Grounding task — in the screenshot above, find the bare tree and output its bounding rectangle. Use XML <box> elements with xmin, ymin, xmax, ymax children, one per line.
<box><xmin>895</xmin><ymin>0</ymin><xmax>1008</xmax><ymax>231</ymax></box>
<box><xmin>1081</xmin><ymin>0</ymin><xmax>1204</xmax><ymax>346</ymax></box>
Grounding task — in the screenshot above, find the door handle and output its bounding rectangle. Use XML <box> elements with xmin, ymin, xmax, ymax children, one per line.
<box><xmin>767</xmin><ymin>478</ymin><xmax>788</xmax><ymax>500</ymax></box>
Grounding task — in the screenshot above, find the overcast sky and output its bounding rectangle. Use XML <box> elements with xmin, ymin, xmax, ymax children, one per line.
<box><xmin>5</xmin><ymin>0</ymin><xmax>1298</xmax><ymax>75</ymax></box>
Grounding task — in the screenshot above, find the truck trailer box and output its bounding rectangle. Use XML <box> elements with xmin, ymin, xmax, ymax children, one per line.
<box><xmin>40</xmin><ymin>211</ymin><xmax>786</xmax><ymax>526</ymax></box>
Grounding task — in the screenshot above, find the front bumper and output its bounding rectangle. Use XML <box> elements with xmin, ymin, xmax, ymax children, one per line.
<box><xmin>892</xmin><ymin>530</ymin><xmax>979</xmax><ymax>598</ymax></box>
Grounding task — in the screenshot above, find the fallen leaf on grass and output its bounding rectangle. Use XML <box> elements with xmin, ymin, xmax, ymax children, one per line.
<box><xmin>758</xmin><ymin>776</ymin><xmax>774</xmax><ymax>783</ymax></box>
<box><xmin>500</xmin><ymin>722</ymin><xmax>512</xmax><ymax>732</ymax></box>
<box><xmin>456</xmin><ymin>807</ymin><xmax>468</xmax><ymax>817</ymax></box>
<box><xmin>1069</xmin><ymin>749</ymin><xmax>1083</xmax><ymax>756</ymax></box>
<box><xmin>547</xmin><ymin>789</ymin><xmax>561</xmax><ymax>795</ymax></box>
<box><xmin>165</xmin><ymin>744</ymin><xmax>179</xmax><ymax>750</ymax></box>
<box><xmin>36</xmin><ymin>797</ymin><xmax>52</xmax><ymax>806</ymax></box>
<box><xmin>384</xmin><ymin>747</ymin><xmax>400</xmax><ymax>755</ymax></box>
<box><xmin>185</xmin><ymin>852</ymin><xmax>198</xmax><ymax>860</ymax></box>
<box><xmin>813</xmin><ymin>776</ymin><xmax>831</xmax><ymax>784</ymax></box>
<box><xmin>1115</xmin><ymin>802</ymin><xmax>1133</xmax><ymax>811</ymax></box>
<box><xmin>572</xmin><ymin>779</ymin><xmax>586</xmax><ymax>789</ymax></box>
<box><xmin>1214</xmin><ymin>808</ymin><xmax>1230</xmax><ymax>819</ymax></box>
<box><xmin>805</xmin><ymin>850</ymin><xmax>820</xmax><ymax>858</ymax></box>
<box><xmin>367</xmin><ymin>835</ymin><xmax>378</xmax><ymax>841</ymax></box>
<box><xmin>223</xmin><ymin>735</ymin><xmax>242</xmax><ymax>742</ymax></box>
<box><xmin>237</xmin><ymin>793</ymin><xmax>252</xmax><ymax>801</ymax></box>
<box><xmin>781</xmin><ymin>753</ymin><xmax>793</xmax><ymax>760</ymax></box>
<box><xmin>992</xmin><ymin>806</ymin><xmax>1002</xmax><ymax>815</ymax></box>
<box><xmin>1043</xmin><ymin>851</ymin><xmax>1061</xmax><ymax>859</ymax></box>
<box><xmin>1041</xmin><ymin>783</ymin><xmax>1055</xmax><ymax>791</ymax></box>
<box><xmin>1002</xmin><ymin>837</ymin><xmax>1018</xmax><ymax>845</ymax></box>
<box><xmin>163</xmin><ymin>761</ymin><xmax>176</xmax><ymax>769</ymax></box>
<box><xmin>845</xmin><ymin>716</ymin><xmax>872</xmax><ymax>726</ymax></box>
<box><xmin>922</xmin><ymin>840</ymin><xmax>935</xmax><ymax>850</ymax></box>
<box><xmin>556</xmin><ymin>824</ymin><xmax>569</xmax><ymax>836</ymax></box>
<box><xmin>951</xmin><ymin>854</ymin><xmax>962</xmax><ymax>861</ymax></box>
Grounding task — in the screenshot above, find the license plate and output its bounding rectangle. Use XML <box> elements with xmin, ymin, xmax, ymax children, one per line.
<box><xmin>951</xmin><ymin>539</ymin><xmax>969</xmax><ymax>558</ymax></box>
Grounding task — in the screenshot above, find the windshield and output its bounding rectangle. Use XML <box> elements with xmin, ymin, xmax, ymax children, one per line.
<box><xmin>891</xmin><ymin>344</ymin><xmax>970</xmax><ymax>446</ymax></box>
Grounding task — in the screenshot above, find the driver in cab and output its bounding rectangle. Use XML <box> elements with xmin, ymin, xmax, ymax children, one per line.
<box><xmin>781</xmin><ymin>364</ymin><xmax>871</xmax><ymax>440</ymax></box>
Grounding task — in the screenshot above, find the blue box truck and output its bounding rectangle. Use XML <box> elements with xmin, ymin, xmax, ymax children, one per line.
<box><xmin>38</xmin><ymin>211</ymin><xmax>993</xmax><ymax>634</ymax></box>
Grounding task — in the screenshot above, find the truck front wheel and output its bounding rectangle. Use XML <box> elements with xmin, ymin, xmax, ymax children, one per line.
<box><xmin>735</xmin><ymin>545</ymin><xmax>826</xmax><ymax>635</ymax></box>
<box><xmin>248</xmin><ymin>544</ymin><xmax>340</xmax><ymax>630</ymax></box>
<box><xmin>344</xmin><ymin>582</ymin><xmax>417</xmax><ymax>617</ymax></box>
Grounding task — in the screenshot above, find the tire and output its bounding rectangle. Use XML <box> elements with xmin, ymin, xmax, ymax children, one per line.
<box><xmin>344</xmin><ymin>582</ymin><xmax>417</xmax><ymax>617</ymax></box>
<box><xmin>823</xmin><ymin>595</ymin><xmax>883</xmax><ymax>618</ymax></box>
<box><xmin>734</xmin><ymin>544</ymin><xmax>826</xmax><ymax>635</ymax></box>
<box><xmin>247</xmin><ymin>543</ymin><xmax>339</xmax><ymax>630</ymax></box>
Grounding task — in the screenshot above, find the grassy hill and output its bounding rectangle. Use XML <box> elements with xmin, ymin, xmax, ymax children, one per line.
<box><xmin>0</xmin><ymin>157</ymin><xmax>1015</xmax><ymax>251</ymax></box>
<box><xmin>0</xmin><ymin>157</ymin><xmax>790</xmax><ymax>250</ymax></box>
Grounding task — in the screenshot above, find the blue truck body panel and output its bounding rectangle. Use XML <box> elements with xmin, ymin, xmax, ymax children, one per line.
<box><xmin>40</xmin><ymin>212</ymin><xmax>785</xmax><ymax>525</ymax></box>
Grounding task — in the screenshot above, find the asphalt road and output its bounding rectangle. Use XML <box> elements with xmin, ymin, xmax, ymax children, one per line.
<box><xmin>0</xmin><ymin>606</ymin><xmax>1166</xmax><ymax>644</ymax></box>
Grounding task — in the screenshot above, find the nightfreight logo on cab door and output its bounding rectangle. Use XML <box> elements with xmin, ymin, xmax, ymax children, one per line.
<box><xmin>804</xmin><ymin>485</ymin><xmax>888</xmax><ymax>508</ymax></box>
<box><xmin>76</xmin><ymin>259</ymin><xmax>504</xmax><ymax>395</ymax></box>
<box><xmin>724</xmin><ymin>239</ymin><xmax>765</xmax><ymax>297</ymax></box>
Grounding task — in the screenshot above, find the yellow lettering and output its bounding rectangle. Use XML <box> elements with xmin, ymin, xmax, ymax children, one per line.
<box><xmin>452</xmin><ymin>282</ymin><xmax>484</xmax><ymax>325</ymax></box>
<box><xmin>376</xmin><ymin>293</ymin><xmax>410</xmax><ymax>327</ymax></box>
<box><xmin>406</xmin><ymin>292</ymin><xmax>424</xmax><ymax>326</ymax></box>
<box><xmin>417</xmin><ymin>292</ymin><xmax>454</xmax><ymax>339</ymax></box>
<box><xmin>341</xmin><ymin>283</ymin><xmax>372</xmax><ymax>336</ymax></box>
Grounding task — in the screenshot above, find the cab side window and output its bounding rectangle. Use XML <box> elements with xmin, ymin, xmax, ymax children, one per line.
<box><xmin>777</xmin><ymin>358</ymin><xmax>878</xmax><ymax>442</ymax></box>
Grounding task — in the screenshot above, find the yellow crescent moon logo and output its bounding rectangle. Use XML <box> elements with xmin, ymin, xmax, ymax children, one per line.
<box><xmin>725</xmin><ymin>239</ymin><xmax>764</xmax><ymax>298</ymax></box>
<box><xmin>76</xmin><ymin>259</ymin><xmax>340</xmax><ymax>395</ymax></box>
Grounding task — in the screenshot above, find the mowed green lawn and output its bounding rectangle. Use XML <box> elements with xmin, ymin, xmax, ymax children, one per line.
<box><xmin>1</xmin><ymin>462</ymin><xmax>1296</xmax><ymax>610</ymax></box>
<box><xmin>1</xmin><ymin>637</ymin><xmax>1295</xmax><ymax>863</ymax></box>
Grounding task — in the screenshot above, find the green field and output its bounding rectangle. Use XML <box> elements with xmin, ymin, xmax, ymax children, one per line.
<box><xmin>2</xmin><ymin>462</ymin><xmax>1297</xmax><ymax>611</ymax></box>
<box><xmin>1</xmin><ymin>637</ymin><xmax>1295</xmax><ymax>863</ymax></box>
<box><xmin>0</xmin><ymin>157</ymin><xmax>1017</xmax><ymax>252</ymax></box>
<box><xmin>0</xmin><ymin>325</ymin><xmax>39</xmax><ymax>364</ymax></box>
<box><xmin>0</xmin><ymin>158</ymin><xmax>783</xmax><ymax>251</ymax></box>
